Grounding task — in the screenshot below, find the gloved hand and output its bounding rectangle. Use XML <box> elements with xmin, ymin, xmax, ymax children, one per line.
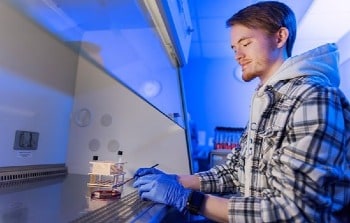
<box><xmin>133</xmin><ymin>167</ymin><xmax>165</xmax><ymax>179</ymax></box>
<box><xmin>133</xmin><ymin>174</ymin><xmax>191</xmax><ymax>212</ymax></box>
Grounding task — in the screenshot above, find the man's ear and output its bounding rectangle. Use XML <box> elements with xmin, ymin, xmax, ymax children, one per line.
<box><xmin>276</xmin><ymin>27</ymin><xmax>289</xmax><ymax>48</ymax></box>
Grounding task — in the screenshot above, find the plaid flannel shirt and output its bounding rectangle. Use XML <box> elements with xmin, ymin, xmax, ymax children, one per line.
<box><xmin>196</xmin><ymin>75</ymin><xmax>350</xmax><ymax>222</ymax></box>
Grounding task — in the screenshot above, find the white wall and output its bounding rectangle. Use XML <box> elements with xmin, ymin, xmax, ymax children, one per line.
<box><xmin>66</xmin><ymin>55</ymin><xmax>191</xmax><ymax>177</ymax></box>
<box><xmin>338</xmin><ymin>31</ymin><xmax>350</xmax><ymax>100</ymax></box>
<box><xmin>182</xmin><ymin>57</ymin><xmax>257</xmax><ymax>156</ymax></box>
<box><xmin>0</xmin><ymin>2</ymin><xmax>78</xmax><ymax>166</ymax></box>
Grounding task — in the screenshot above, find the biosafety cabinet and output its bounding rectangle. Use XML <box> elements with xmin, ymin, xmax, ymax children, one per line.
<box><xmin>0</xmin><ymin>1</ymin><xmax>196</xmax><ymax>222</ymax></box>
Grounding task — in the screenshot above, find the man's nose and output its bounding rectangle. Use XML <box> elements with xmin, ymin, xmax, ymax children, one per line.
<box><xmin>234</xmin><ymin>50</ymin><xmax>243</xmax><ymax>62</ymax></box>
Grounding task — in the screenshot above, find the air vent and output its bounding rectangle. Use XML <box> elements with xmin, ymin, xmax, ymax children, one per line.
<box><xmin>0</xmin><ymin>164</ymin><xmax>67</xmax><ymax>187</ymax></box>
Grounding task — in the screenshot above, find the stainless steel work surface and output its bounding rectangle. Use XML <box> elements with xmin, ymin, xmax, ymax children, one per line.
<box><xmin>0</xmin><ymin>174</ymin><xmax>168</xmax><ymax>223</ymax></box>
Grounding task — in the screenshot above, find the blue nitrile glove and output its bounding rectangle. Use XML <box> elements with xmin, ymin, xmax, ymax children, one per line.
<box><xmin>133</xmin><ymin>174</ymin><xmax>191</xmax><ymax>212</ymax></box>
<box><xmin>133</xmin><ymin>167</ymin><xmax>165</xmax><ymax>179</ymax></box>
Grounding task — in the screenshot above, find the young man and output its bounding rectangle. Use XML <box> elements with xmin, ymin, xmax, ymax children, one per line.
<box><xmin>133</xmin><ymin>1</ymin><xmax>350</xmax><ymax>222</ymax></box>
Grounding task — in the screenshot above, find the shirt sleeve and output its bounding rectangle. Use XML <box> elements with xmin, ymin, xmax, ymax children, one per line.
<box><xmin>195</xmin><ymin>146</ymin><xmax>242</xmax><ymax>194</ymax></box>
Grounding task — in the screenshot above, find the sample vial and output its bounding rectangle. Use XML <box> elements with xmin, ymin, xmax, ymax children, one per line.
<box><xmin>114</xmin><ymin>150</ymin><xmax>124</xmax><ymax>185</ymax></box>
<box><xmin>89</xmin><ymin>156</ymin><xmax>99</xmax><ymax>184</ymax></box>
<box><xmin>117</xmin><ymin>150</ymin><xmax>123</xmax><ymax>172</ymax></box>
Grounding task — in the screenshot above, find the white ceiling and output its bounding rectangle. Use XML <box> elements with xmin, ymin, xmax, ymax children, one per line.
<box><xmin>187</xmin><ymin>0</ymin><xmax>350</xmax><ymax>65</ymax></box>
<box><xmin>10</xmin><ymin>0</ymin><xmax>350</xmax><ymax>66</ymax></box>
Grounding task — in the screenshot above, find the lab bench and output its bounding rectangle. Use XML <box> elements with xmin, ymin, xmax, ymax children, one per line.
<box><xmin>0</xmin><ymin>168</ymin><xmax>213</xmax><ymax>223</ymax></box>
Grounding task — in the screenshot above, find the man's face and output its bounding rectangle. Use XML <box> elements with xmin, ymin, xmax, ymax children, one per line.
<box><xmin>230</xmin><ymin>24</ymin><xmax>281</xmax><ymax>83</ymax></box>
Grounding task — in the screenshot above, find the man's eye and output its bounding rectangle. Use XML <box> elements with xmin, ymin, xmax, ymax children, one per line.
<box><xmin>242</xmin><ymin>42</ymin><xmax>250</xmax><ymax>47</ymax></box>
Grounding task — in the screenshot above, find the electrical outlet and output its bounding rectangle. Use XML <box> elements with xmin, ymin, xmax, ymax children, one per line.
<box><xmin>13</xmin><ymin>130</ymin><xmax>39</xmax><ymax>150</ymax></box>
